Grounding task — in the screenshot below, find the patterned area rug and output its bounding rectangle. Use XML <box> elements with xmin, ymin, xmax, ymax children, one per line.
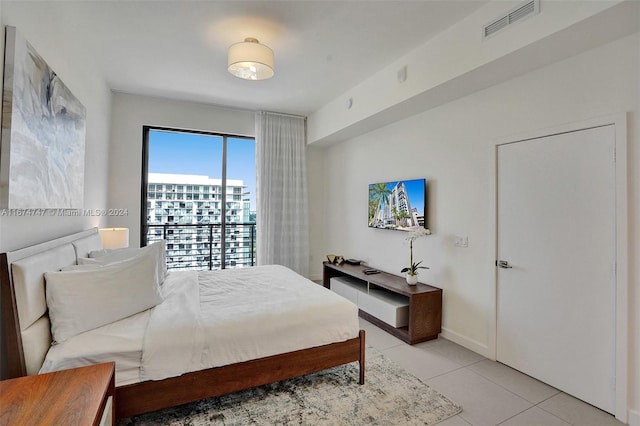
<box><xmin>118</xmin><ymin>349</ymin><xmax>461</xmax><ymax>425</ymax></box>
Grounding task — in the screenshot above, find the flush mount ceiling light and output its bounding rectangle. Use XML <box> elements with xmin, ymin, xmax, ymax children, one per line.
<box><xmin>228</xmin><ymin>37</ymin><xmax>274</xmax><ymax>81</ymax></box>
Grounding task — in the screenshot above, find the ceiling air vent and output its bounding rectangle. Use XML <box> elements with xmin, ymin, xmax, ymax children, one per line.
<box><xmin>483</xmin><ymin>0</ymin><xmax>540</xmax><ymax>39</ymax></box>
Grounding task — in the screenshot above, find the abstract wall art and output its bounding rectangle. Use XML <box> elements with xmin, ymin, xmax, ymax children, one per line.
<box><xmin>0</xmin><ymin>26</ymin><xmax>86</xmax><ymax>209</ymax></box>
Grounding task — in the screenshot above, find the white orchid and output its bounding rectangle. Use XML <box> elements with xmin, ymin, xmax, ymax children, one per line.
<box><xmin>405</xmin><ymin>227</ymin><xmax>431</xmax><ymax>243</ymax></box>
<box><xmin>401</xmin><ymin>227</ymin><xmax>431</xmax><ymax>276</ymax></box>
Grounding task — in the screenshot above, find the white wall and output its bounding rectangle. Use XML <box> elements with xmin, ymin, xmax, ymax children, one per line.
<box><xmin>109</xmin><ymin>93</ymin><xmax>256</xmax><ymax>248</ymax></box>
<box><xmin>0</xmin><ymin>3</ymin><xmax>112</xmax><ymax>252</ymax></box>
<box><xmin>318</xmin><ymin>33</ymin><xmax>640</xmax><ymax>420</ymax></box>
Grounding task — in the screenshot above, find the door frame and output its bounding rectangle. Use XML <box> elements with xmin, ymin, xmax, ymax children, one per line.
<box><xmin>489</xmin><ymin>113</ymin><xmax>628</xmax><ymax>422</ymax></box>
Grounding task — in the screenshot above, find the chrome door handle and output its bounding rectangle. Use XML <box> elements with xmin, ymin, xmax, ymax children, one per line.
<box><xmin>498</xmin><ymin>260</ymin><xmax>512</xmax><ymax>269</ymax></box>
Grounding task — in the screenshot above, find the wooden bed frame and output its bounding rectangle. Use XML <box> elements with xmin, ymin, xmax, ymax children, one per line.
<box><xmin>0</xmin><ymin>230</ymin><xmax>365</xmax><ymax>419</ymax></box>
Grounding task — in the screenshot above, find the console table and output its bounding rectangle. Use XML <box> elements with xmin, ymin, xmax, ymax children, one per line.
<box><xmin>323</xmin><ymin>262</ymin><xmax>442</xmax><ymax>344</ymax></box>
<box><xmin>0</xmin><ymin>362</ymin><xmax>115</xmax><ymax>425</ymax></box>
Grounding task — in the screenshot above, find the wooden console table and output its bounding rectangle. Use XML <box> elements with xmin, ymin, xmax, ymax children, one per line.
<box><xmin>323</xmin><ymin>262</ymin><xmax>442</xmax><ymax>344</ymax></box>
<box><xmin>0</xmin><ymin>362</ymin><xmax>115</xmax><ymax>425</ymax></box>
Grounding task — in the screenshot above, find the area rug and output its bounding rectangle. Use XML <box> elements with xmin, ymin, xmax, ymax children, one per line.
<box><xmin>118</xmin><ymin>349</ymin><xmax>462</xmax><ymax>425</ymax></box>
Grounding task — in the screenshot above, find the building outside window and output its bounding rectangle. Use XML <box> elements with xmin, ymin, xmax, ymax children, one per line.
<box><xmin>143</xmin><ymin>128</ymin><xmax>256</xmax><ymax>270</ymax></box>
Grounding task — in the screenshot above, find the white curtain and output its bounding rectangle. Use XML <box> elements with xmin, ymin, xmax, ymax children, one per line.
<box><xmin>255</xmin><ymin>111</ymin><xmax>309</xmax><ymax>277</ymax></box>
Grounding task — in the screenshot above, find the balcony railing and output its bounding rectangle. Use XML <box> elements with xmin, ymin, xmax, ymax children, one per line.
<box><xmin>146</xmin><ymin>223</ymin><xmax>256</xmax><ymax>271</ymax></box>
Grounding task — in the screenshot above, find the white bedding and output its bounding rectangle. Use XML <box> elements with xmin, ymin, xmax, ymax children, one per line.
<box><xmin>40</xmin><ymin>265</ymin><xmax>359</xmax><ymax>386</ymax></box>
<box><xmin>39</xmin><ymin>309</ymin><xmax>150</xmax><ymax>386</ymax></box>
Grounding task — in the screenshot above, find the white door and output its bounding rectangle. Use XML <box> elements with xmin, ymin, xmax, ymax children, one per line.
<box><xmin>496</xmin><ymin>125</ymin><xmax>616</xmax><ymax>413</ymax></box>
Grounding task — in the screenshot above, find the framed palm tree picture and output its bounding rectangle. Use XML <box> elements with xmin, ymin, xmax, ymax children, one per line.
<box><xmin>368</xmin><ymin>178</ymin><xmax>426</xmax><ymax>231</ymax></box>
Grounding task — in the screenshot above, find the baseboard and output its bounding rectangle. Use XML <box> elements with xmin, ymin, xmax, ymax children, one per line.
<box><xmin>440</xmin><ymin>327</ymin><xmax>492</xmax><ymax>359</ymax></box>
<box><xmin>628</xmin><ymin>408</ymin><xmax>640</xmax><ymax>426</ymax></box>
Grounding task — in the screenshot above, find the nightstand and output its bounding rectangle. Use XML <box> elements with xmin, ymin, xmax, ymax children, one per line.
<box><xmin>0</xmin><ymin>362</ymin><xmax>115</xmax><ymax>425</ymax></box>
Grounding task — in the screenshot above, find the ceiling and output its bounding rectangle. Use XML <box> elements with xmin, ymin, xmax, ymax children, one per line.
<box><xmin>9</xmin><ymin>1</ymin><xmax>491</xmax><ymax>116</ymax></box>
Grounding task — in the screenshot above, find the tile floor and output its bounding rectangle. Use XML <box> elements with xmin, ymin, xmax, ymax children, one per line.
<box><xmin>360</xmin><ymin>318</ymin><xmax>624</xmax><ymax>426</ymax></box>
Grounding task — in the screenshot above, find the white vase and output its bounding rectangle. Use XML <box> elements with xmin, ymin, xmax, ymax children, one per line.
<box><xmin>406</xmin><ymin>274</ymin><xmax>418</xmax><ymax>285</ymax></box>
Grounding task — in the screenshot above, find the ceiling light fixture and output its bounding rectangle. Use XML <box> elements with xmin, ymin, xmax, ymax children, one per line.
<box><xmin>227</xmin><ymin>37</ymin><xmax>274</xmax><ymax>81</ymax></box>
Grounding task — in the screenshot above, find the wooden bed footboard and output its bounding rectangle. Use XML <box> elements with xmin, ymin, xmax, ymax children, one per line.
<box><xmin>116</xmin><ymin>330</ymin><xmax>365</xmax><ymax>418</ymax></box>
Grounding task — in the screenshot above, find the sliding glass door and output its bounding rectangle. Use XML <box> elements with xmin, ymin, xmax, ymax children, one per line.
<box><xmin>142</xmin><ymin>127</ymin><xmax>256</xmax><ymax>270</ymax></box>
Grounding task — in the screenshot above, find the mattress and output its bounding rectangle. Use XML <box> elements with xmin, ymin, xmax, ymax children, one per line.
<box><xmin>40</xmin><ymin>265</ymin><xmax>359</xmax><ymax>386</ymax></box>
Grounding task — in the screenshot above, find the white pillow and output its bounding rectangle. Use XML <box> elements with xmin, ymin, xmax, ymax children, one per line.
<box><xmin>81</xmin><ymin>241</ymin><xmax>168</xmax><ymax>284</ymax></box>
<box><xmin>45</xmin><ymin>250</ymin><xmax>164</xmax><ymax>343</ymax></box>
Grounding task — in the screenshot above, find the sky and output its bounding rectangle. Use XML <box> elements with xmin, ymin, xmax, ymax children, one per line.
<box><xmin>148</xmin><ymin>130</ymin><xmax>256</xmax><ymax>210</ymax></box>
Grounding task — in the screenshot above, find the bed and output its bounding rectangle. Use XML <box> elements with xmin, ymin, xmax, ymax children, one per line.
<box><xmin>0</xmin><ymin>228</ymin><xmax>365</xmax><ymax>418</ymax></box>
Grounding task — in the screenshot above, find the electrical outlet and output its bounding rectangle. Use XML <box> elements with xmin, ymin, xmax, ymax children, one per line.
<box><xmin>454</xmin><ymin>236</ymin><xmax>468</xmax><ymax>248</ymax></box>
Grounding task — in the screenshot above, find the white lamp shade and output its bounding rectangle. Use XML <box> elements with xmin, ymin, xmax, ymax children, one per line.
<box><xmin>99</xmin><ymin>228</ymin><xmax>130</xmax><ymax>249</ymax></box>
<box><xmin>228</xmin><ymin>38</ymin><xmax>274</xmax><ymax>80</ymax></box>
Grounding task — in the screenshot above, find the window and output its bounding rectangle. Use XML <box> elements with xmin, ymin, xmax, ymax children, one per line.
<box><xmin>142</xmin><ymin>127</ymin><xmax>256</xmax><ymax>271</ymax></box>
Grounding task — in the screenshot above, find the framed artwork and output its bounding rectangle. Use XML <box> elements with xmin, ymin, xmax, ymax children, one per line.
<box><xmin>1</xmin><ymin>26</ymin><xmax>86</xmax><ymax>209</ymax></box>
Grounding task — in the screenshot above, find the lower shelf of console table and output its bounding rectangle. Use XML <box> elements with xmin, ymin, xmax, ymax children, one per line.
<box><xmin>323</xmin><ymin>262</ymin><xmax>442</xmax><ymax>345</ymax></box>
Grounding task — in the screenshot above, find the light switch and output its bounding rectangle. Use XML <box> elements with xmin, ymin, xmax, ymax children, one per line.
<box><xmin>454</xmin><ymin>236</ymin><xmax>468</xmax><ymax>248</ymax></box>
